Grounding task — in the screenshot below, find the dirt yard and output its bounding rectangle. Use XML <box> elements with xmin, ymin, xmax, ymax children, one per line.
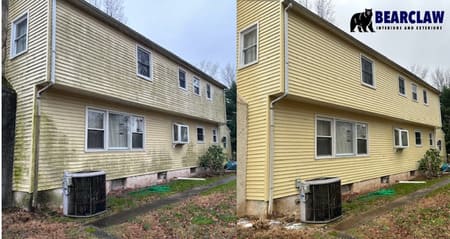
<box><xmin>2</xmin><ymin>175</ymin><xmax>449</xmax><ymax>239</ymax></box>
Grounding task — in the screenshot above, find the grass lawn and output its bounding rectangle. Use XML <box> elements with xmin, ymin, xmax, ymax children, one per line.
<box><xmin>105</xmin><ymin>179</ymin><xmax>237</xmax><ymax>238</ymax></box>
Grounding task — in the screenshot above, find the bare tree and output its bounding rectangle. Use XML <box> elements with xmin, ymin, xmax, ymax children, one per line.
<box><xmin>87</xmin><ymin>0</ymin><xmax>102</xmax><ymax>8</ymax></box>
<box><xmin>296</xmin><ymin>0</ymin><xmax>311</xmax><ymax>9</ymax></box>
<box><xmin>431</xmin><ymin>68</ymin><xmax>450</xmax><ymax>90</ymax></box>
<box><xmin>87</xmin><ymin>0</ymin><xmax>126</xmax><ymax>23</ymax></box>
<box><xmin>410</xmin><ymin>64</ymin><xmax>429</xmax><ymax>80</ymax></box>
<box><xmin>315</xmin><ymin>0</ymin><xmax>335</xmax><ymax>22</ymax></box>
<box><xmin>221</xmin><ymin>63</ymin><xmax>236</xmax><ymax>87</ymax></box>
<box><xmin>103</xmin><ymin>0</ymin><xmax>126</xmax><ymax>23</ymax></box>
<box><xmin>198</xmin><ymin>60</ymin><xmax>220</xmax><ymax>79</ymax></box>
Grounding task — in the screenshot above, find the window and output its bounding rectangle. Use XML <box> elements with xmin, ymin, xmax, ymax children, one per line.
<box><xmin>212</xmin><ymin>128</ymin><xmax>218</xmax><ymax>143</ymax></box>
<box><xmin>415</xmin><ymin>131</ymin><xmax>422</xmax><ymax>146</ymax></box>
<box><xmin>398</xmin><ymin>77</ymin><xmax>406</xmax><ymax>96</ymax></box>
<box><xmin>10</xmin><ymin>12</ymin><xmax>29</xmax><ymax>58</ymax></box>
<box><xmin>336</xmin><ymin>121</ymin><xmax>354</xmax><ymax>156</ymax></box>
<box><xmin>178</xmin><ymin>69</ymin><xmax>186</xmax><ymax>89</ymax></box>
<box><xmin>316</xmin><ymin>118</ymin><xmax>333</xmax><ymax>157</ymax></box>
<box><xmin>240</xmin><ymin>24</ymin><xmax>258</xmax><ymax>66</ymax></box>
<box><xmin>197</xmin><ymin>127</ymin><xmax>204</xmax><ymax>143</ymax></box>
<box><xmin>357</xmin><ymin>123</ymin><xmax>368</xmax><ymax>155</ymax></box>
<box><xmin>394</xmin><ymin>128</ymin><xmax>409</xmax><ymax>148</ymax></box>
<box><xmin>429</xmin><ymin>132</ymin><xmax>434</xmax><ymax>146</ymax></box>
<box><xmin>87</xmin><ymin>109</ymin><xmax>105</xmax><ymax>149</ymax></box>
<box><xmin>206</xmin><ymin>83</ymin><xmax>212</xmax><ymax>100</ymax></box>
<box><xmin>316</xmin><ymin>117</ymin><xmax>368</xmax><ymax>158</ymax></box>
<box><xmin>411</xmin><ymin>84</ymin><xmax>417</xmax><ymax>101</ymax></box>
<box><xmin>193</xmin><ymin>77</ymin><xmax>200</xmax><ymax>95</ymax></box>
<box><xmin>437</xmin><ymin>140</ymin><xmax>442</xmax><ymax>151</ymax></box>
<box><xmin>361</xmin><ymin>56</ymin><xmax>374</xmax><ymax>87</ymax></box>
<box><xmin>131</xmin><ymin>116</ymin><xmax>144</xmax><ymax>149</ymax></box>
<box><xmin>222</xmin><ymin>136</ymin><xmax>227</xmax><ymax>148</ymax></box>
<box><xmin>86</xmin><ymin>108</ymin><xmax>144</xmax><ymax>151</ymax></box>
<box><xmin>137</xmin><ymin>46</ymin><xmax>151</xmax><ymax>79</ymax></box>
<box><xmin>423</xmin><ymin>90</ymin><xmax>428</xmax><ymax>104</ymax></box>
<box><xmin>109</xmin><ymin>113</ymin><xmax>129</xmax><ymax>149</ymax></box>
<box><xmin>173</xmin><ymin>123</ymin><xmax>189</xmax><ymax>144</ymax></box>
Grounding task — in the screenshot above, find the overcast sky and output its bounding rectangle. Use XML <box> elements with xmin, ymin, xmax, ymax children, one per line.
<box><xmin>123</xmin><ymin>0</ymin><xmax>450</xmax><ymax>83</ymax></box>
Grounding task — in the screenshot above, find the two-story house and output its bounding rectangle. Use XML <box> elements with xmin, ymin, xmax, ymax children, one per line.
<box><xmin>236</xmin><ymin>0</ymin><xmax>446</xmax><ymax>217</ymax></box>
<box><xmin>5</xmin><ymin>0</ymin><xmax>228</xmax><ymax>208</ymax></box>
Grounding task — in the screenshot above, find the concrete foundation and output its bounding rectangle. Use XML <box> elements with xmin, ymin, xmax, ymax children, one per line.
<box><xmin>243</xmin><ymin>170</ymin><xmax>418</xmax><ymax>218</ymax></box>
<box><xmin>13</xmin><ymin>167</ymin><xmax>199</xmax><ymax>209</ymax></box>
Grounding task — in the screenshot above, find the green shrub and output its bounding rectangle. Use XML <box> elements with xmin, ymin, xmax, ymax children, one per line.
<box><xmin>418</xmin><ymin>149</ymin><xmax>442</xmax><ymax>178</ymax></box>
<box><xmin>199</xmin><ymin>145</ymin><xmax>226</xmax><ymax>175</ymax></box>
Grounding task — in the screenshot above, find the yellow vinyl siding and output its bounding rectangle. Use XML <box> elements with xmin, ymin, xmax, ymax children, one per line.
<box><xmin>287</xmin><ymin>13</ymin><xmax>440</xmax><ymax>127</ymax></box>
<box><xmin>55</xmin><ymin>0</ymin><xmax>225</xmax><ymax>124</ymax></box>
<box><xmin>237</xmin><ymin>0</ymin><xmax>283</xmax><ymax>200</ymax></box>
<box><xmin>273</xmin><ymin>99</ymin><xmax>436</xmax><ymax>198</ymax></box>
<box><xmin>38</xmin><ymin>89</ymin><xmax>220</xmax><ymax>190</ymax></box>
<box><xmin>5</xmin><ymin>0</ymin><xmax>50</xmax><ymax>192</ymax></box>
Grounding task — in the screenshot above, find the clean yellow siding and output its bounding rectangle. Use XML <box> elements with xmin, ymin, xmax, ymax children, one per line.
<box><xmin>5</xmin><ymin>0</ymin><xmax>50</xmax><ymax>192</ymax></box>
<box><xmin>287</xmin><ymin>13</ymin><xmax>440</xmax><ymax>127</ymax></box>
<box><xmin>38</xmin><ymin>89</ymin><xmax>221</xmax><ymax>190</ymax></box>
<box><xmin>237</xmin><ymin>0</ymin><xmax>283</xmax><ymax>200</ymax></box>
<box><xmin>54</xmin><ymin>0</ymin><xmax>225</xmax><ymax>124</ymax></box>
<box><xmin>273</xmin><ymin>99</ymin><xmax>438</xmax><ymax>198</ymax></box>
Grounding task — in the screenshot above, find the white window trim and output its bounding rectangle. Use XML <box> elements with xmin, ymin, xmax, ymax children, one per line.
<box><xmin>193</xmin><ymin>76</ymin><xmax>201</xmax><ymax>96</ymax></box>
<box><xmin>414</xmin><ymin>130</ymin><xmax>422</xmax><ymax>147</ymax></box>
<box><xmin>212</xmin><ymin>128</ymin><xmax>218</xmax><ymax>143</ymax></box>
<box><xmin>360</xmin><ymin>54</ymin><xmax>376</xmax><ymax>89</ymax></box>
<box><xmin>136</xmin><ymin>45</ymin><xmax>152</xmax><ymax>81</ymax></box>
<box><xmin>394</xmin><ymin>128</ymin><xmax>409</xmax><ymax>149</ymax></box>
<box><xmin>10</xmin><ymin>11</ymin><xmax>29</xmax><ymax>59</ymax></box>
<box><xmin>315</xmin><ymin>115</ymin><xmax>369</xmax><ymax>159</ymax></box>
<box><xmin>85</xmin><ymin>107</ymin><xmax>145</xmax><ymax>152</ymax></box>
<box><xmin>429</xmin><ymin>132</ymin><xmax>434</xmax><ymax>147</ymax></box>
<box><xmin>423</xmin><ymin>89</ymin><xmax>428</xmax><ymax>105</ymax></box>
<box><xmin>398</xmin><ymin>76</ymin><xmax>407</xmax><ymax>97</ymax></box>
<box><xmin>178</xmin><ymin>67</ymin><xmax>187</xmax><ymax>90</ymax></box>
<box><xmin>411</xmin><ymin>83</ymin><xmax>418</xmax><ymax>102</ymax></box>
<box><xmin>173</xmin><ymin>123</ymin><xmax>189</xmax><ymax>144</ymax></box>
<box><xmin>206</xmin><ymin>83</ymin><xmax>213</xmax><ymax>100</ymax></box>
<box><xmin>239</xmin><ymin>22</ymin><xmax>259</xmax><ymax>69</ymax></box>
<box><xmin>196</xmin><ymin>126</ymin><xmax>205</xmax><ymax>144</ymax></box>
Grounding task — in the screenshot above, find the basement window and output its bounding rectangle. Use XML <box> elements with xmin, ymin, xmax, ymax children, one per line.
<box><xmin>394</xmin><ymin>128</ymin><xmax>409</xmax><ymax>148</ymax></box>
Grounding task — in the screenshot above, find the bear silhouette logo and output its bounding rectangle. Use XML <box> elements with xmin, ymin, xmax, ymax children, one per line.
<box><xmin>350</xmin><ymin>9</ymin><xmax>375</xmax><ymax>32</ymax></box>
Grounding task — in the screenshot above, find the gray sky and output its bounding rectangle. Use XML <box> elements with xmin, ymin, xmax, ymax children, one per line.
<box><xmin>123</xmin><ymin>0</ymin><xmax>450</xmax><ymax>83</ymax></box>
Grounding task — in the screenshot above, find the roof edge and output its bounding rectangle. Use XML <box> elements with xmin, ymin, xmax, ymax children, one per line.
<box><xmin>64</xmin><ymin>0</ymin><xmax>227</xmax><ymax>89</ymax></box>
<box><xmin>283</xmin><ymin>0</ymin><xmax>440</xmax><ymax>95</ymax></box>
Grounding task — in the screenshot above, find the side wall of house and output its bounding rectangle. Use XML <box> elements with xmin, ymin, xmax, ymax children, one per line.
<box><xmin>5</xmin><ymin>0</ymin><xmax>50</xmax><ymax>192</ymax></box>
<box><xmin>38</xmin><ymin>89</ymin><xmax>221</xmax><ymax>190</ymax></box>
<box><xmin>273</xmin><ymin>99</ymin><xmax>437</xmax><ymax>199</ymax></box>
<box><xmin>54</xmin><ymin>0</ymin><xmax>225</xmax><ymax>124</ymax></box>
<box><xmin>236</xmin><ymin>0</ymin><xmax>283</xmax><ymax>202</ymax></box>
<box><xmin>287</xmin><ymin>11</ymin><xmax>441</xmax><ymax>127</ymax></box>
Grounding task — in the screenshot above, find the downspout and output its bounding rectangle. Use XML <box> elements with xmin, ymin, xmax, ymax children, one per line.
<box><xmin>268</xmin><ymin>2</ymin><xmax>291</xmax><ymax>215</ymax></box>
<box><xmin>31</xmin><ymin>0</ymin><xmax>56</xmax><ymax>209</ymax></box>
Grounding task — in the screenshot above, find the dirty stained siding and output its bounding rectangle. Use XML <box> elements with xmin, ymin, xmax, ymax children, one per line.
<box><xmin>55</xmin><ymin>0</ymin><xmax>225</xmax><ymax>124</ymax></box>
<box><xmin>38</xmin><ymin>90</ymin><xmax>220</xmax><ymax>190</ymax></box>
<box><xmin>5</xmin><ymin>0</ymin><xmax>50</xmax><ymax>192</ymax></box>
<box><xmin>237</xmin><ymin>0</ymin><xmax>283</xmax><ymax>200</ymax></box>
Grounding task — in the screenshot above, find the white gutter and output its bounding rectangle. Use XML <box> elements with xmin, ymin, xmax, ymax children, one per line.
<box><xmin>31</xmin><ymin>0</ymin><xmax>56</xmax><ymax>209</ymax></box>
<box><xmin>268</xmin><ymin>2</ymin><xmax>292</xmax><ymax>215</ymax></box>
